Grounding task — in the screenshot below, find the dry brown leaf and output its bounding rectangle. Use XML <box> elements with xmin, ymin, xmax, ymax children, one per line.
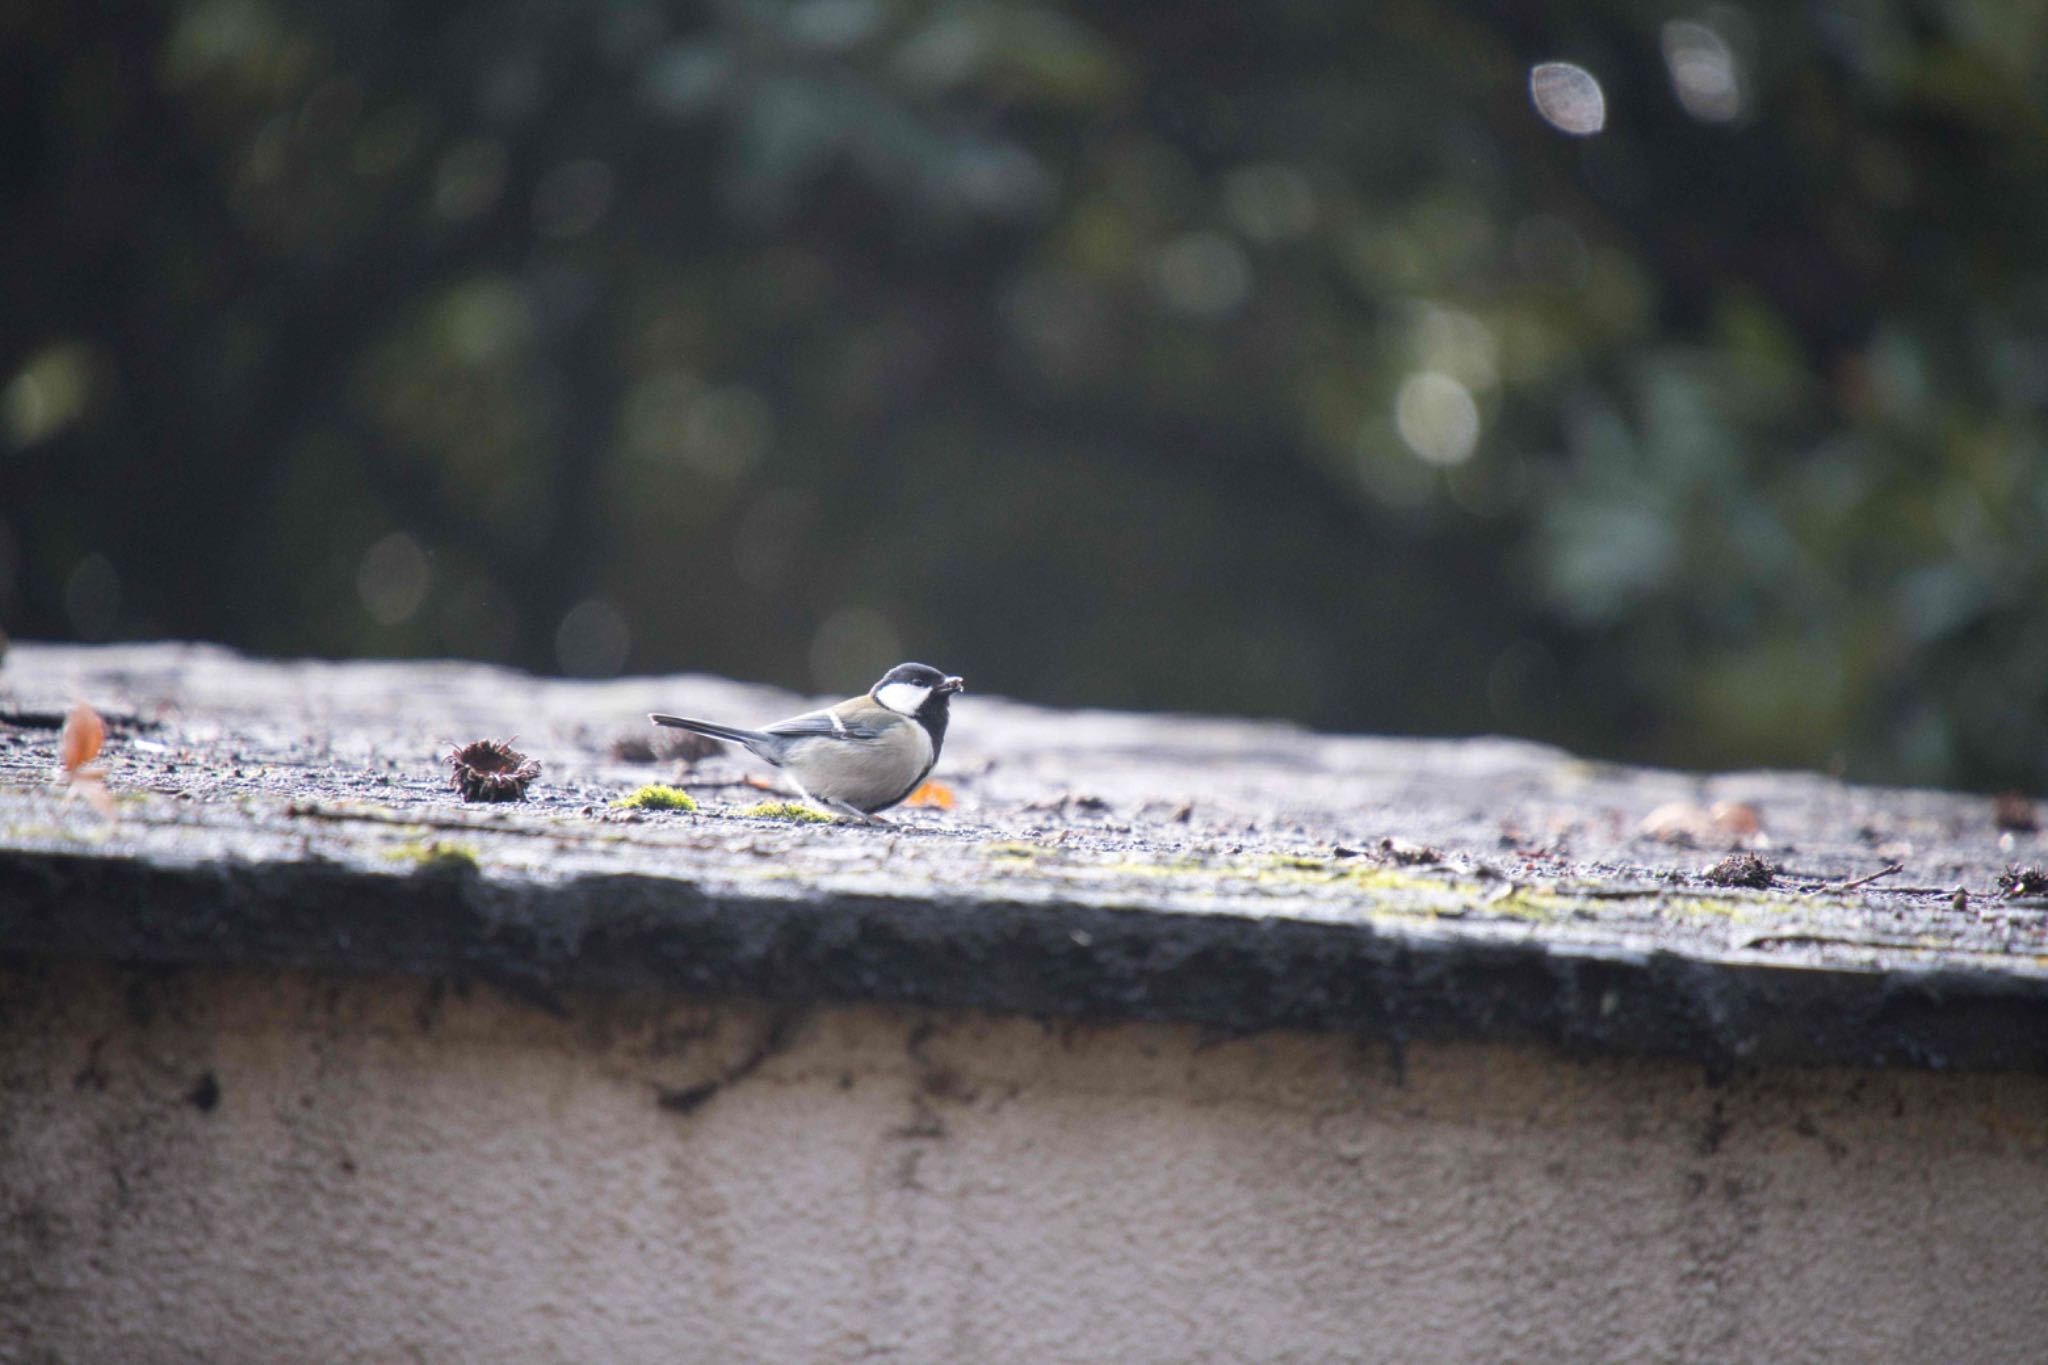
<box><xmin>905</xmin><ymin>780</ymin><xmax>955</xmax><ymax>809</ymax></box>
<box><xmin>1708</xmin><ymin>801</ymin><xmax>1761</xmax><ymax>837</ymax></box>
<box><xmin>1639</xmin><ymin>801</ymin><xmax>1712</xmax><ymax>845</ymax></box>
<box><xmin>1640</xmin><ymin>799</ymin><xmax>1764</xmax><ymax>847</ymax></box>
<box><xmin>1993</xmin><ymin>791</ymin><xmax>2039</xmax><ymax>833</ymax></box>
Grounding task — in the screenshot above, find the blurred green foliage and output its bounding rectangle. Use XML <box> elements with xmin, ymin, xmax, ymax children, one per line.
<box><xmin>4</xmin><ymin>0</ymin><xmax>2048</xmax><ymax>789</ymax></box>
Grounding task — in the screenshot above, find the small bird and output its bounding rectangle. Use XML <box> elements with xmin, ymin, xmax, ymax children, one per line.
<box><xmin>650</xmin><ymin>662</ymin><xmax>965</xmax><ymax>823</ymax></box>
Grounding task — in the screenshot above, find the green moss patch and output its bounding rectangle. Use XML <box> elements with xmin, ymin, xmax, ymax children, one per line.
<box><xmin>613</xmin><ymin>785</ymin><xmax>699</xmax><ymax>812</ymax></box>
<box><xmin>740</xmin><ymin>800</ymin><xmax>833</xmax><ymax>823</ymax></box>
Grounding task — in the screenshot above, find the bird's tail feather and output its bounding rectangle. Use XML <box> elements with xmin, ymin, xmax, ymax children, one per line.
<box><xmin>647</xmin><ymin>714</ymin><xmax>769</xmax><ymax>750</ymax></box>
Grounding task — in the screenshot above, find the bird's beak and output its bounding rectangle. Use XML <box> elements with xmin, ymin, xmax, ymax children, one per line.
<box><xmin>941</xmin><ymin>676</ymin><xmax>966</xmax><ymax>694</ymax></box>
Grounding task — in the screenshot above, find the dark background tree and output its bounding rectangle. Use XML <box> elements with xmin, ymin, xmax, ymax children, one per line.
<box><xmin>4</xmin><ymin>0</ymin><xmax>2046</xmax><ymax>790</ymax></box>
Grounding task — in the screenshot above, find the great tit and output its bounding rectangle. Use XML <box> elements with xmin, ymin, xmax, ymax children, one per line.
<box><xmin>649</xmin><ymin>662</ymin><xmax>965</xmax><ymax>823</ymax></box>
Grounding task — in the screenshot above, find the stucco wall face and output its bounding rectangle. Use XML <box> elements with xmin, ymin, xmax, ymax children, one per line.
<box><xmin>2</xmin><ymin>960</ymin><xmax>2045</xmax><ymax>1363</ymax></box>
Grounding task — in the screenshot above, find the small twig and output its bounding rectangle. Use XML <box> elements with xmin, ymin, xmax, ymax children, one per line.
<box><xmin>1834</xmin><ymin>862</ymin><xmax>1904</xmax><ymax>892</ymax></box>
<box><xmin>1739</xmin><ymin>931</ymin><xmax>1921</xmax><ymax>952</ymax></box>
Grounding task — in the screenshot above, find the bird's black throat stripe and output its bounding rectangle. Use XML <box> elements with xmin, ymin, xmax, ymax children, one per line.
<box><xmin>912</xmin><ymin>690</ymin><xmax>952</xmax><ymax>752</ymax></box>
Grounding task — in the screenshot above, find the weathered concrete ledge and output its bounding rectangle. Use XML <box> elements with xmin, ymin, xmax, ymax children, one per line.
<box><xmin>3</xmin><ymin>643</ymin><xmax>2045</xmax><ymax>1071</ymax></box>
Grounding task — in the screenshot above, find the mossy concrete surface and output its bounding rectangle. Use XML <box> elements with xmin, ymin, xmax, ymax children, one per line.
<box><xmin>2</xmin><ymin>642</ymin><xmax>2045</xmax><ymax>1070</ymax></box>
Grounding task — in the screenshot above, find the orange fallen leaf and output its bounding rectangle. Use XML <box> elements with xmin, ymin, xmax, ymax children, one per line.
<box><xmin>57</xmin><ymin>701</ymin><xmax>115</xmax><ymax>817</ymax></box>
<box><xmin>905</xmin><ymin>780</ymin><xmax>955</xmax><ymax>809</ymax></box>
<box><xmin>60</xmin><ymin>700</ymin><xmax>105</xmax><ymax>774</ymax></box>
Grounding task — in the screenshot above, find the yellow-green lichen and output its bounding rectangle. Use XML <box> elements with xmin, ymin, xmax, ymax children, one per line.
<box><xmin>1091</xmin><ymin>857</ymin><xmax>1213</xmax><ymax>879</ymax></box>
<box><xmin>741</xmin><ymin>800</ymin><xmax>833</xmax><ymax>823</ymax></box>
<box><xmin>383</xmin><ymin>839</ymin><xmax>481</xmax><ymax>873</ymax></box>
<box><xmin>984</xmin><ymin>840</ymin><xmax>1052</xmax><ymax>861</ymax></box>
<box><xmin>1245</xmin><ymin>856</ymin><xmax>1446</xmax><ymax>893</ymax></box>
<box><xmin>613</xmin><ymin>784</ymin><xmax>699</xmax><ymax>812</ymax></box>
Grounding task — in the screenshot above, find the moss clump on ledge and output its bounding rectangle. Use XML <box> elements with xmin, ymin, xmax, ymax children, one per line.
<box><xmin>613</xmin><ymin>785</ymin><xmax>699</xmax><ymax>812</ymax></box>
<box><xmin>741</xmin><ymin>801</ymin><xmax>833</xmax><ymax>823</ymax></box>
<box><xmin>383</xmin><ymin>839</ymin><xmax>481</xmax><ymax>873</ymax></box>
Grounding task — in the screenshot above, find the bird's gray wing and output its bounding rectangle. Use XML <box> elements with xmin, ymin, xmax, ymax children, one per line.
<box><xmin>763</xmin><ymin>708</ymin><xmax>884</xmax><ymax>742</ymax></box>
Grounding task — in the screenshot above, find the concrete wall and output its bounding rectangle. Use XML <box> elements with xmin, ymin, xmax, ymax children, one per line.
<box><xmin>3</xmin><ymin>960</ymin><xmax>2045</xmax><ymax>1363</ymax></box>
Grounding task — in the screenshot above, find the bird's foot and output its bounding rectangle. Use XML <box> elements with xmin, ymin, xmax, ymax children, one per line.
<box><xmin>825</xmin><ymin>800</ymin><xmax>890</xmax><ymax>826</ymax></box>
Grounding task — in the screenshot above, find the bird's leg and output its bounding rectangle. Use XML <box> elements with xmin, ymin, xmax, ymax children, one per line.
<box><xmin>823</xmin><ymin>799</ymin><xmax>889</xmax><ymax>825</ymax></box>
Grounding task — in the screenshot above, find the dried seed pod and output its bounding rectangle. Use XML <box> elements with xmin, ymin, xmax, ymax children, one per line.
<box><xmin>1998</xmin><ymin>864</ymin><xmax>2048</xmax><ymax>898</ymax></box>
<box><xmin>448</xmin><ymin>738</ymin><xmax>539</xmax><ymax>802</ymax></box>
<box><xmin>654</xmin><ymin>728</ymin><xmax>722</xmax><ymax>764</ymax></box>
<box><xmin>1703</xmin><ymin>852</ymin><xmax>1774</xmax><ymax>889</ymax></box>
<box><xmin>608</xmin><ymin>734</ymin><xmax>658</xmax><ymax>763</ymax></box>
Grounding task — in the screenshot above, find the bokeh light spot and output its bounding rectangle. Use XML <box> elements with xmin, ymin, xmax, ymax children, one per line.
<box><xmin>949</xmin><ymin>141</ymin><xmax>1053</xmax><ymax>219</ymax></box>
<box><xmin>623</xmin><ymin>369</ymin><xmax>705</xmax><ymax>463</ymax></box>
<box><xmin>2</xmin><ymin>344</ymin><xmax>93</xmax><ymax>450</ymax></box>
<box><xmin>556</xmin><ymin>596</ymin><xmax>631</xmax><ymax>676</ymax></box>
<box><xmin>434</xmin><ymin>279</ymin><xmax>534</xmax><ymax>366</ymax></box>
<box><xmin>640</xmin><ymin>43</ymin><xmax>735</xmax><ymax>119</ymax></box>
<box><xmin>1529</xmin><ymin>62</ymin><xmax>1606</xmax><ymax>136</ymax></box>
<box><xmin>682</xmin><ymin>385</ymin><xmax>774</xmax><ymax>478</ymax></box>
<box><xmin>1223</xmin><ymin>163</ymin><xmax>1318</xmax><ymax>243</ymax></box>
<box><xmin>161</xmin><ymin>0</ymin><xmax>292</xmax><ymax>89</ymax></box>
<box><xmin>1151</xmin><ymin>232</ymin><xmax>1251</xmax><ymax>319</ymax></box>
<box><xmin>1414</xmin><ymin>304</ymin><xmax>1499</xmax><ymax>392</ymax></box>
<box><xmin>1394</xmin><ymin>371</ymin><xmax>1481</xmax><ymax>466</ymax></box>
<box><xmin>1661</xmin><ymin>21</ymin><xmax>1744</xmax><ymax>123</ymax></box>
<box><xmin>786</xmin><ymin>0</ymin><xmax>884</xmax><ymax>51</ymax></box>
<box><xmin>356</xmin><ymin>532</ymin><xmax>432</xmax><ymax>626</ymax></box>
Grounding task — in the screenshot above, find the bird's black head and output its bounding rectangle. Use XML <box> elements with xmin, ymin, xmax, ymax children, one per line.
<box><xmin>871</xmin><ymin>662</ymin><xmax>965</xmax><ymax>744</ymax></box>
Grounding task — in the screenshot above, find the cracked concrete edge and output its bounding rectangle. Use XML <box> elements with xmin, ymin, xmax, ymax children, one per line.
<box><xmin>2</xmin><ymin>848</ymin><xmax>2045</xmax><ymax>1073</ymax></box>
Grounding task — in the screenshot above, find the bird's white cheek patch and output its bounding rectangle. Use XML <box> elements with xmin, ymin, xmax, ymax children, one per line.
<box><xmin>874</xmin><ymin>681</ymin><xmax>932</xmax><ymax>716</ymax></box>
